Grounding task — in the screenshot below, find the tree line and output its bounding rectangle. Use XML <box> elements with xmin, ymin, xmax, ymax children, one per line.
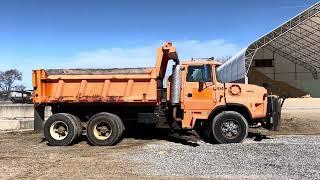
<box><xmin>0</xmin><ymin>69</ymin><xmax>25</xmax><ymax>101</ymax></box>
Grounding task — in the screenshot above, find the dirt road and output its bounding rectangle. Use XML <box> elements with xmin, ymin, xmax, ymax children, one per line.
<box><xmin>280</xmin><ymin>98</ymin><xmax>320</xmax><ymax>134</ymax></box>
<box><xmin>0</xmin><ymin>131</ymin><xmax>150</xmax><ymax>180</ymax></box>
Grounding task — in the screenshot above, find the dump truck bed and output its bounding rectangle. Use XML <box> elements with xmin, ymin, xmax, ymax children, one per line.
<box><xmin>32</xmin><ymin>68</ymin><xmax>158</xmax><ymax>104</ymax></box>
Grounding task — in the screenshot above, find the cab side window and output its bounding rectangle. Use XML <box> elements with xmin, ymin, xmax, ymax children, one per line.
<box><xmin>186</xmin><ymin>65</ymin><xmax>212</xmax><ymax>82</ymax></box>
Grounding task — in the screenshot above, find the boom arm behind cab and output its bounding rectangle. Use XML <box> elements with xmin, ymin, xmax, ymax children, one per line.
<box><xmin>155</xmin><ymin>42</ymin><xmax>179</xmax><ymax>80</ymax></box>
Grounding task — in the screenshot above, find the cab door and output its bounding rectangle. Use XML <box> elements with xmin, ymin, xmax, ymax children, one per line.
<box><xmin>182</xmin><ymin>64</ymin><xmax>217</xmax><ymax>111</ymax></box>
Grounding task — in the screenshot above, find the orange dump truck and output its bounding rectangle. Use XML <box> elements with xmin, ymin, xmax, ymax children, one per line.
<box><xmin>32</xmin><ymin>42</ymin><xmax>282</xmax><ymax>146</ymax></box>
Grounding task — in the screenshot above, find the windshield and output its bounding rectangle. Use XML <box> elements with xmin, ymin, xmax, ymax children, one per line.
<box><xmin>186</xmin><ymin>65</ymin><xmax>212</xmax><ymax>82</ymax></box>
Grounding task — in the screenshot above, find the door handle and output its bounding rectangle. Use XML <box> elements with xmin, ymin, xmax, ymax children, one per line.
<box><xmin>187</xmin><ymin>93</ymin><xmax>192</xmax><ymax>97</ymax></box>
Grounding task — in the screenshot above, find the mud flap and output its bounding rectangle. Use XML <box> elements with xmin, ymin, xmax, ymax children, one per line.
<box><xmin>34</xmin><ymin>104</ymin><xmax>45</xmax><ymax>131</ymax></box>
<box><xmin>266</xmin><ymin>96</ymin><xmax>284</xmax><ymax>131</ymax></box>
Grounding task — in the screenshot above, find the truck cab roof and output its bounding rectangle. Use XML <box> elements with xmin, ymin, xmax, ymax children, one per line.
<box><xmin>181</xmin><ymin>60</ymin><xmax>222</xmax><ymax>66</ymax></box>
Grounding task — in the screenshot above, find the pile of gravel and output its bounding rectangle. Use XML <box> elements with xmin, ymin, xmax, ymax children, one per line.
<box><xmin>125</xmin><ymin>136</ymin><xmax>320</xmax><ymax>179</ymax></box>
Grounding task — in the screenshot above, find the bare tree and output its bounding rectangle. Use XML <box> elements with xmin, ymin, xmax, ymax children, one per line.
<box><xmin>216</xmin><ymin>55</ymin><xmax>233</xmax><ymax>63</ymax></box>
<box><xmin>0</xmin><ymin>69</ymin><xmax>22</xmax><ymax>99</ymax></box>
<box><xmin>14</xmin><ymin>85</ymin><xmax>26</xmax><ymax>92</ymax></box>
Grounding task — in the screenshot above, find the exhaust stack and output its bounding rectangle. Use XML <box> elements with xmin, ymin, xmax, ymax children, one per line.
<box><xmin>170</xmin><ymin>64</ymin><xmax>182</xmax><ymax>105</ymax></box>
<box><xmin>170</xmin><ymin>64</ymin><xmax>182</xmax><ymax>122</ymax></box>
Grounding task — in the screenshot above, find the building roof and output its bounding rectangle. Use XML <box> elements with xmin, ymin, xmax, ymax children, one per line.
<box><xmin>217</xmin><ymin>2</ymin><xmax>320</xmax><ymax>82</ymax></box>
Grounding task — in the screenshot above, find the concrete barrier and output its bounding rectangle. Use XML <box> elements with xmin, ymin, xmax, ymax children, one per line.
<box><xmin>0</xmin><ymin>104</ymin><xmax>51</xmax><ymax>131</ymax></box>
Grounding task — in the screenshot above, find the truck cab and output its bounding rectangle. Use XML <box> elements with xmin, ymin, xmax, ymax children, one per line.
<box><xmin>167</xmin><ymin>59</ymin><xmax>281</xmax><ymax>143</ymax></box>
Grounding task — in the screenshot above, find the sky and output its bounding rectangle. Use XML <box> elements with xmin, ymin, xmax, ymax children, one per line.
<box><xmin>0</xmin><ymin>0</ymin><xmax>319</xmax><ymax>89</ymax></box>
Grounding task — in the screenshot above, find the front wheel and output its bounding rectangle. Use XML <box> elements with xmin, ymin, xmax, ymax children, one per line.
<box><xmin>212</xmin><ymin>111</ymin><xmax>248</xmax><ymax>144</ymax></box>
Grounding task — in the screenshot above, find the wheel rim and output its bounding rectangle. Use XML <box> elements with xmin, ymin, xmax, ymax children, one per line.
<box><xmin>93</xmin><ymin>122</ymin><xmax>112</xmax><ymax>140</ymax></box>
<box><xmin>221</xmin><ymin>119</ymin><xmax>240</xmax><ymax>139</ymax></box>
<box><xmin>49</xmin><ymin>121</ymin><xmax>69</xmax><ymax>140</ymax></box>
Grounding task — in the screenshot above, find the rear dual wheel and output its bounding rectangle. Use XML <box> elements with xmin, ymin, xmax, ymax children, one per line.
<box><xmin>86</xmin><ymin>112</ymin><xmax>125</xmax><ymax>146</ymax></box>
<box><xmin>44</xmin><ymin>113</ymin><xmax>82</xmax><ymax>146</ymax></box>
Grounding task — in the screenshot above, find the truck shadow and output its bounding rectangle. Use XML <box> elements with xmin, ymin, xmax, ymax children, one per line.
<box><xmin>248</xmin><ymin>133</ymin><xmax>272</xmax><ymax>141</ymax></box>
<box><xmin>41</xmin><ymin>127</ymin><xmax>201</xmax><ymax>147</ymax></box>
<box><xmin>123</xmin><ymin>126</ymin><xmax>200</xmax><ymax>147</ymax></box>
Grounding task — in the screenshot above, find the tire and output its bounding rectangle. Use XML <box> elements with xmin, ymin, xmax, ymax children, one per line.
<box><xmin>212</xmin><ymin>111</ymin><xmax>248</xmax><ymax>144</ymax></box>
<box><xmin>86</xmin><ymin>112</ymin><xmax>124</xmax><ymax>146</ymax></box>
<box><xmin>70</xmin><ymin>114</ymin><xmax>83</xmax><ymax>139</ymax></box>
<box><xmin>44</xmin><ymin>113</ymin><xmax>78</xmax><ymax>146</ymax></box>
<box><xmin>117</xmin><ymin>114</ymin><xmax>125</xmax><ymax>138</ymax></box>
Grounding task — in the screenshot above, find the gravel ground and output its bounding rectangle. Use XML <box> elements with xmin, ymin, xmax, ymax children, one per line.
<box><xmin>126</xmin><ymin>136</ymin><xmax>320</xmax><ymax>179</ymax></box>
<box><xmin>1</xmin><ymin>131</ymin><xmax>320</xmax><ymax>179</ymax></box>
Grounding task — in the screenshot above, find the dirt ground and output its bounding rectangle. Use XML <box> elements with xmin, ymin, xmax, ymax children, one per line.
<box><xmin>279</xmin><ymin>98</ymin><xmax>320</xmax><ymax>135</ymax></box>
<box><xmin>0</xmin><ymin>131</ymin><xmax>156</xmax><ymax>180</ymax></box>
<box><xmin>0</xmin><ymin>98</ymin><xmax>319</xmax><ymax>179</ymax></box>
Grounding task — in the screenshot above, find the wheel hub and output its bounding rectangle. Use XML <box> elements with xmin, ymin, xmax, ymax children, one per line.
<box><xmin>57</xmin><ymin>126</ymin><xmax>66</xmax><ymax>134</ymax></box>
<box><xmin>50</xmin><ymin>121</ymin><xmax>69</xmax><ymax>140</ymax></box>
<box><xmin>93</xmin><ymin>122</ymin><xmax>112</xmax><ymax>140</ymax></box>
<box><xmin>221</xmin><ymin>120</ymin><xmax>240</xmax><ymax>139</ymax></box>
<box><xmin>98</xmin><ymin>126</ymin><xmax>109</xmax><ymax>134</ymax></box>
